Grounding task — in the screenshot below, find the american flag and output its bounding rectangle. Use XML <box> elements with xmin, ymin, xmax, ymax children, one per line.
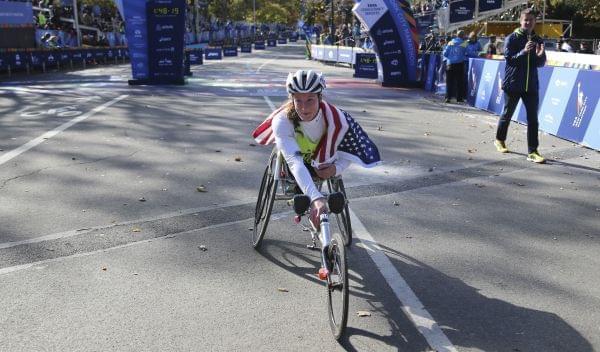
<box><xmin>252</xmin><ymin>101</ymin><xmax>381</xmax><ymax>168</ymax></box>
<box><xmin>337</xmin><ymin>111</ymin><xmax>381</xmax><ymax>167</ymax></box>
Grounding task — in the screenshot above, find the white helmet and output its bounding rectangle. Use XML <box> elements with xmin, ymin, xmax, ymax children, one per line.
<box><xmin>285</xmin><ymin>69</ymin><xmax>326</xmax><ymax>94</ymax></box>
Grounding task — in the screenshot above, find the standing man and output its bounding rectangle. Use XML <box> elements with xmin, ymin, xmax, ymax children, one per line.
<box><xmin>494</xmin><ymin>8</ymin><xmax>547</xmax><ymax>163</ymax></box>
<box><xmin>443</xmin><ymin>30</ymin><xmax>466</xmax><ymax>103</ymax></box>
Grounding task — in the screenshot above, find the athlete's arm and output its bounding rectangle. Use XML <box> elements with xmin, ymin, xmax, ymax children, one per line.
<box><xmin>272</xmin><ymin>115</ymin><xmax>323</xmax><ymax>202</ymax></box>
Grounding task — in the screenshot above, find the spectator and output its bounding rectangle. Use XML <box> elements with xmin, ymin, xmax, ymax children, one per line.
<box><xmin>561</xmin><ymin>38</ymin><xmax>574</xmax><ymax>52</ymax></box>
<box><xmin>442</xmin><ymin>30</ymin><xmax>466</xmax><ymax>103</ymax></box>
<box><xmin>578</xmin><ymin>41</ymin><xmax>593</xmax><ymax>54</ymax></box>
<box><xmin>465</xmin><ymin>31</ymin><xmax>482</xmax><ymax>58</ymax></box>
<box><xmin>484</xmin><ymin>35</ymin><xmax>497</xmax><ymax>56</ymax></box>
<box><xmin>494</xmin><ymin>8</ymin><xmax>546</xmax><ymax>163</ymax></box>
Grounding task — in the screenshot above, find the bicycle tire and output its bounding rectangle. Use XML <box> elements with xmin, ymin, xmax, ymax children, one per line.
<box><xmin>326</xmin><ymin>231</ymin><xmax>349</xmax><ymax>340</ymax></box>
<box><xmin>328</xmin><ymin>178</ymin><xmax>352</xmax><ymax>246</ymax></box>
<box><xmin>252</xmin><ymin>152</ymin><xmax>278</xmax><ymax>249</ymax></box>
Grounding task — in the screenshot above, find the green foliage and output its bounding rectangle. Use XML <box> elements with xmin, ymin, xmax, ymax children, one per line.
<box><xmin>203</xmin><ymin>0</ymin><xmax>301</xmax><ymax>25</ymax></box>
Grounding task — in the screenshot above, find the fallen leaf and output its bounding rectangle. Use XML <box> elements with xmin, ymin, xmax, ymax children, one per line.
<box><xmin>377</xmin><ymin>125</ymin><xmax>383</xmax><ymax>131</ymax></box>
<box><xmin>424</xmin><ymin>132</ymin><xmax>431</xmax><ymax>136</ymax></box>
<box><xmin>132</xmin><ymin>228</ymin><xmax>141</xmax><ymax>232</ymax></box>
<box><xmin>277</xmin><ymin>288</ymin><xmax>289</xmax><ymax>293</ymax></box>
<box><xmin>393</xmin><ymin>201</ymin><xmax>400</xmax><ymax>206</ymax></box>
<box><xmin>357</xmin><ymin>310</ymin><xmax>371</xmax><ymax>317</ymax></box>
<box><xmin>101</xmin><ymin>267</ymin><xmax>107</xmax><ymax>271</ymax></box>
<box><xmin>139</xmin><ymin>197</ymin><xmax>146</xmax><ymax>202</ymax></box>
<box><xmin>215</xmin><ymin>150</ymin><xmax>221</xmax><ymax>153</ymax></box>
<box><xmin>198</xmin><ymin>245</ymin><xmax>207</xmax><ymax>251</ymax></box>
<box><xmin>467</xmin><ymin>149</ymin><xmax>477</xmax><ymax>153</ymax></box>
<box><xmin>475</xmin><ymin>184</ymin><xmax>485</xmax><ymax>188</ymax></box>
<box><xmin>452</xmin><ymin>203</ymin><xmax>460</xmax><ymax>206</ymax></box>
<box><xmin>234</xmin><ymin>157</ymin><xmax>242</xmax><ymax>162</ymax></box>
<box><xmin>249</xmin><ymin>143</ymin><xmax>256</xmax><ymax>147</ymax></box>
<box><xmin>197</xmin><ymin>185</ymin><xmax>207</xmax><ymax>192</ymax></box>
<box><xmin>248</xmin><ymin>227</ymin><xmax>253</xmax><ymax>231</ymax></box>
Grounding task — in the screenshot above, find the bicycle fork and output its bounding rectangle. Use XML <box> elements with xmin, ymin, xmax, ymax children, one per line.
<box><xmin>318</xmin><ymin>214</ymin><xmax>332</xmax><ymax>280</ymax></box>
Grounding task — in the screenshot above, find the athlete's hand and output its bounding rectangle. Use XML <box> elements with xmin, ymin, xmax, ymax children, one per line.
<box><xmin>315</xmin><ymin>163</ymin><xmax>336</xmax><ymax>179</ymax></box>
<box><xmin>310</xmin><ymin>197</ymin><xmax>328</xmax><ymax>229</ymax></box>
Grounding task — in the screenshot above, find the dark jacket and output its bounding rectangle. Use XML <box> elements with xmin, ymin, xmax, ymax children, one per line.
<box><xmin>502</xmin><ymin>28</ymin><xmax>546</xmax><ymax>93</ymax></box>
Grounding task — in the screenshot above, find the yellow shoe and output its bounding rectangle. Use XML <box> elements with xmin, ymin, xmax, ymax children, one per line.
<box><xmin>494</xmin><ymin>140</ymin><xmax>509</xmax><ymax>153</ymax></box>
<box><xmin>527</xmin><ymin>151</ymin><xmax>546</xmax><ymax>164</ymax></box>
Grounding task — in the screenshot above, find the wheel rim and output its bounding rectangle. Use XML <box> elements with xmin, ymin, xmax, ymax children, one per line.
<box><xmin>252</xmin><ymin>152</ymin><xmax>278</xmax><ymax>248</ymax></box>
<box><xmin>327</xmin><ymin>232</ymin><xmax>349</xmax><ymax>339</ymax></box>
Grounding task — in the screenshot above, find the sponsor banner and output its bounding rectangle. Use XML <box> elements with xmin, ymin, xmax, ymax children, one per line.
<box><xmin>254</xmin><ymin>41</ymin><xmax>266</xmax><ymax>50</ymax></box>
<box><xmin>123</xmin><ymin>1</ymin><xmax>149</xmax><ymax>79</ymax></box>
<box><xmin>537</xmin><ymin>67</ymin><xmax>578</xmax><ymax>134</ymax></box>
<box><xmin>71</xmin><ymin>50</ymin><xmax>84</xmax><ymax>63</ymax></box>
<box><xmin>241</xmin><ymin>43</ymin><xmax>252</xmax><ymax>53</ymax></box>
<box><xmin>556</xmin><ymin>70</ymin><xmax>600</xmax><ymax>143</ymax></box>
<box><xmin>338</xmin><ymin>47</ymin><xmax>353</xmax><ymax>64</ymax></box>
<box><xmin>277</xmin><ymin>38</ymin><xmax>287</xmax><ymax>45</ymax></box>
<box><xmin>353</xmin><ymin>0</ymin><xmax>419</xmax><ymax>86</ymax></box>
<box><xmin>478</xmin><ymin>0</ymin><xmax>502</xmax><ymax>12</ymax></box>
<box><xmin>425</xmin><ymin>53</ymin><xmax>437</xmax><ymax>91</ymax></box>
<box><xmin>464</xmin><ymin>58</ymin><xmax>600</xmax><ymax>151</ymax></box>
<box><xmin>267</xmin><ymin>39</ymin><xmax>277</xmax><ymax>47</ymax></box>
<box><xmin>0</xmin><ymin>52</ymin><xmax>8</xmax><ymax>70</ymax></box>
<box><xmin>473</xmin><ymin>59</ymin><xmax>500</xmax><ymax>109</ymax></box>
<box><xmin>0</xmin><ymin>0</ymin><xmax>33</xmax><ymax>25</ymax></box>
<box><xmin>204</xmin><ymin>48</ymin><xmax>222</xmax><ymax>60</ymax></box>
<box><xmin>466</xmin><ymin>58</ymin><xmax>484</xmax><ymax>106</ymax></box>
<box><xmin>487</xmin><ymin>61</ymin><xmax>505</xmax><ymax>115</ymax></box>
<box><xmin>9</xmin><ymin>51</ymin><xmax>27</xmax><ymax>68</ymax></box>
<box><xmin>354</xmin><ymin>53</ymin><xmax>378</xmax><ymax>78</ymax></box>
<box><xmin>449</xmin><ymin>0</ymin><xmax>475</xmax><ymax>23</ymax></box>
<box><xmin>582</xmin><ymin>98</ymin><xmax>600</xmax><ymax>149</ymax></box>
<box><xmin>416</xmin><ymin>13</ymin><xmax>435</xmax><ymax>36</ymax></box>
<box><xmin>289</xmin><ymin>36</ymin><xmax>298</xmax><ymax>43</ymax></box>
<box><xmin>189</xmin><ymin>49</ymin><xmax>203</xmax><ymax>65</ymax></box>
<box><xmin>146</xmin><ymin>0</ymin><xmax>186</xmax><ymax>82</ymax></box>
<box><xmin>30</xmin><ymin>51</ymin><xmax>45</xmax><ymax>67</ymax></box>
<box><xmin>45</xmin><ymin>51</ymin><xmax>58</xmax><ymax>66</ymax></box>
<box><xmin>223</xmin><ymin>46</ymin><xmax>238</xmax><ymax>57</ymax></box>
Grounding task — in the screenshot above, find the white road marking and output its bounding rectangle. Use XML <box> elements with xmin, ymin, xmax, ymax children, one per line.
<box><xmin>0</xmin><ymin>218</ymin><xmax>251</xmax><ymax>276</ymax></box>
<box><xmin>0</xmin><ymin>86</ymin><xmax>76</xmax><ymax>96</ymax></box>
<box><xmin>0</xmin><ymin>95</ymin><xmax>128</xmax><ymax>167</ymax></box>
<box><xmin>263</xmin><ymin>96</ymin><xmax>276</xmax><ymax>111</ymax></box>
<box><xmin>350</xmin><ymin>209</ymin><xmax>458</xmax><ymax>352</ymax></box>
<box><xmin>256</xmin><ymin>56</ymin><xmax>279</xmax><ymax>73</ymax></box>
<box><xmin>0</xmin><ymin>197</ymin><xmax>255</xmax><ymax>250</ymax></box>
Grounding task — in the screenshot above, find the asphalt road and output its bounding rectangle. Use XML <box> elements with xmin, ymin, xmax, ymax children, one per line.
<box><xmin>1</xmin><ymin>43</ymin><xmax>599</xmax><ymax>352</ymax></box>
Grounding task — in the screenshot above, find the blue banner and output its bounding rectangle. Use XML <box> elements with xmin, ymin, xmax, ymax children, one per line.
<box><xmin>354</xmin><ymin>53</ymin><xmax>378</xmax><ymax>79</ymax></box>
<box><xmin>223</xmin><ymin>46</ymin><xmax>237</xmax><ymax>57</ymax></box>
<box><xmin>188</xmin><ymin>49</ymin><xmax>203</xmax><ymax>64</ymax></box>
<box><xmin>0</xmin><ymin>1</ymin><xmax>33</xmax><ymax>25</ymax></box>
<box><xmin>123</xmin><ymin>1</ymin><xmax>149</xmax><ymax>79</ymax></box>
<box><xmin>267</xmin><ymin>39</ymin><xmax>277</xmax><ymax>47</ymax></box>
<box><xmin>556</xmin><ymin>70</ymin><xmax>600</xmax><ymax>142</ymax></box>
<box><xmin>10</xmin><ymin>51</ymin><xmax>27</xmax><ymax>68</ymax></box>
<box><xmin>254</xmin><ymin>41</ymin><xmax>265</xmax><ymax>50</ymax></box>
<box><xmin>241</xmin><ymin>43</ymin><xmax>252</xmax><ymax>53</ymax></box>
<box><xmin>277</xmin><ymin>38</ymin><xmax>287</xmax><ymax>45</ymax></box>
<box><xmin>464</xmin><ymin>58</ymin><xmax>600</xmax><ymax>151</ymax></box>
<box><xmin>583</xmin><ymin>100</ymin><xmax>600</xmax><ymax>149</ymax></box>
<box><xmin>425</xmin><ymin>53</ymin><xmax>437</xmax><ymax>91</ymax></box>
<box><xmin>204</xmin><ymin>48</ymin><xmax>222</xmax><ymax>60</ymax></box>
<box><xmin>0</xmin><ymin>53</ymin><xmax>8</xmax><ymax>70</ymax></box>
<box><xmin>146</xmin><ymin>0</ymin><xmax>186</xmax><ymax>83</ymax></box>
<box><xmin>479</xmin><ymin>0</ymin><xmax>502</xmax><ymax>12</ymax></box>
<box><xmin>353</xmin><ymin>0</ymin><xmax>419</xmax><ymax>86</ymax></box>
<box><xmin>449</xmin><ymin>0</ymin><xmax>475</xmax><ymax>23</ymax></box>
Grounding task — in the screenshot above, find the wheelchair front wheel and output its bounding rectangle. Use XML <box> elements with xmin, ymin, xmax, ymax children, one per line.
<box><xmin>252</xmin><ymin>154</ymin><xmax>278</xmax><ymax>249</ymax></box>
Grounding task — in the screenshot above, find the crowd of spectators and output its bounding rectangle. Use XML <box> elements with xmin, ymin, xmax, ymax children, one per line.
<box><xmin>33</xmin><ymin>0</ymin><xmax>124</xmax><ymax>48</ymax></box>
